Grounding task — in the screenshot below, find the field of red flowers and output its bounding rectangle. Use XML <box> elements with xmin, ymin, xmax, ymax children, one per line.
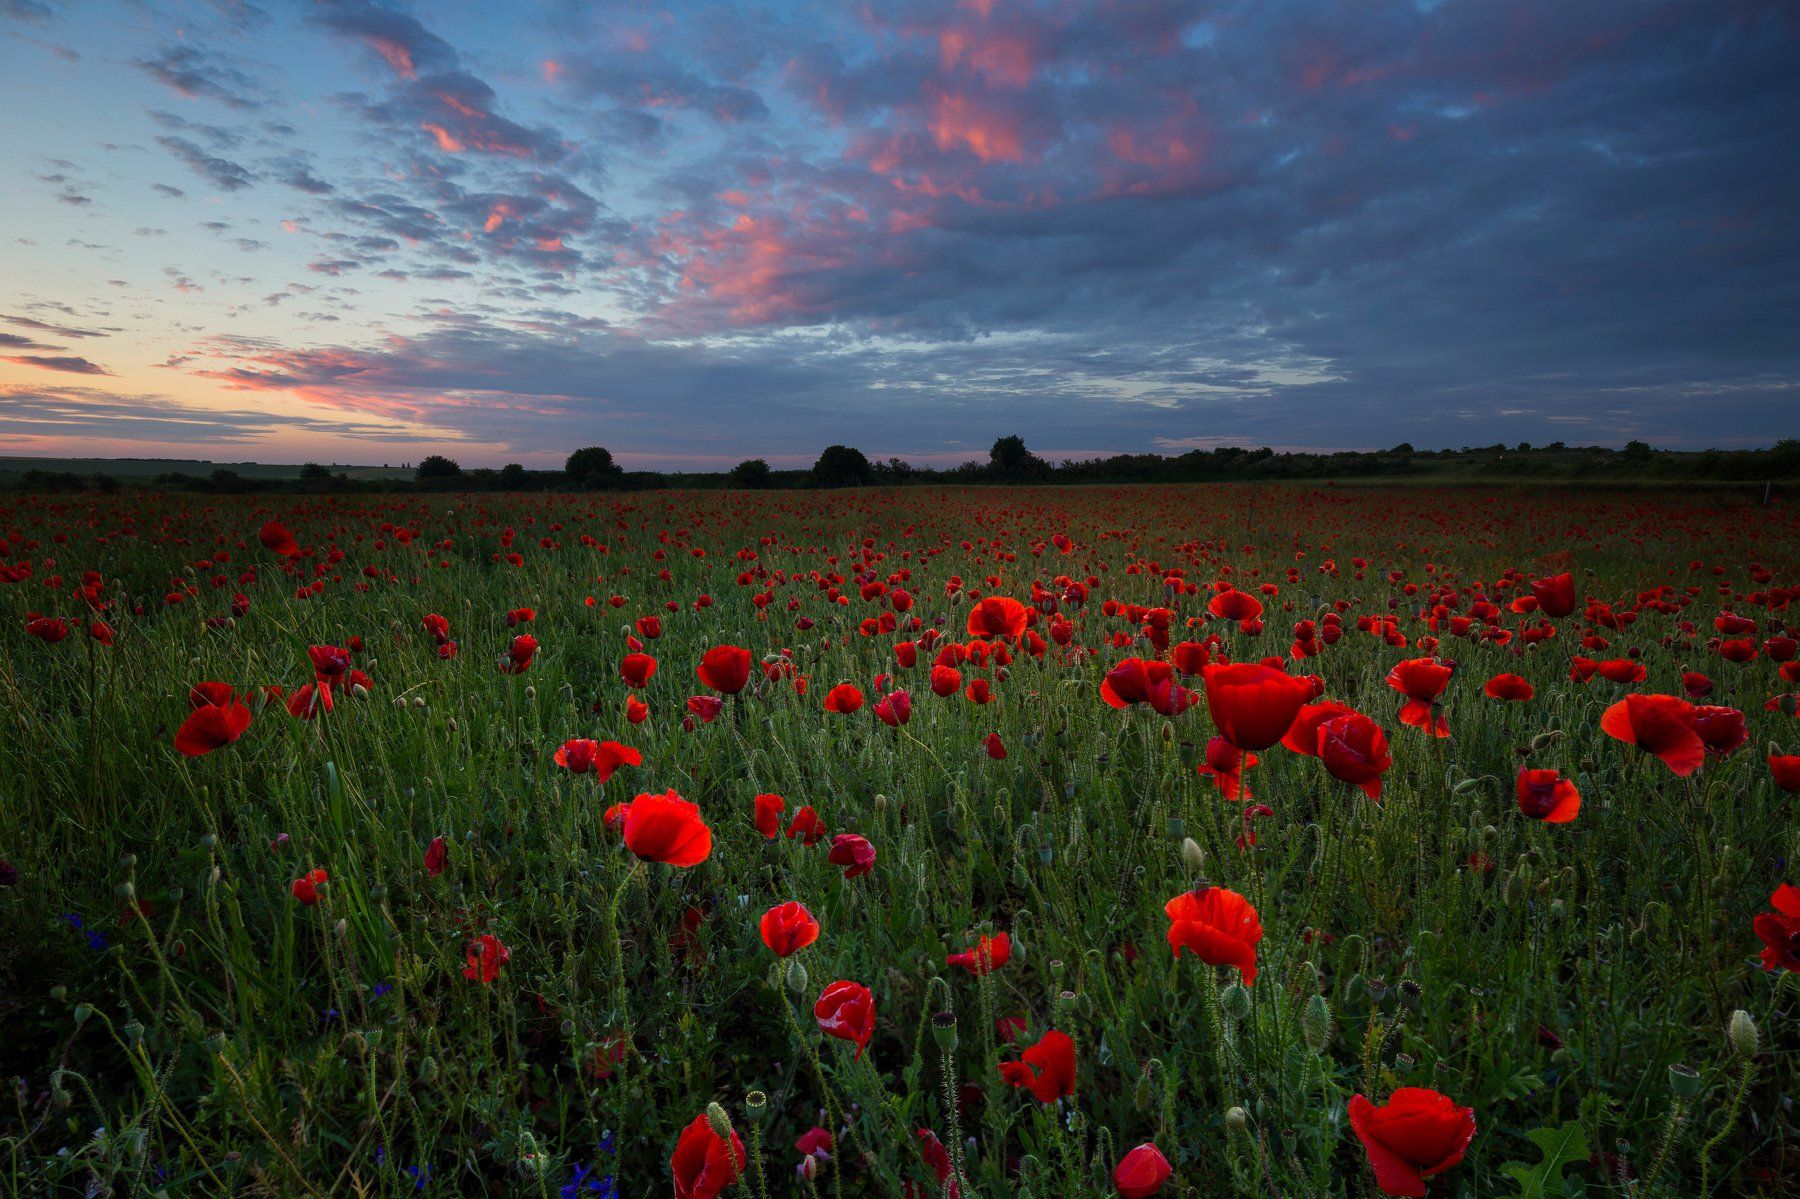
<box><xmin>1</xmin><ymin>483</ymin><xmax>1796</xmax><ymax>1198</ymax></box>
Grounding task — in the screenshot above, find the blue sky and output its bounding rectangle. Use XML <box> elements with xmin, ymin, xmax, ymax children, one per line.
<box><xmin>2</xmin><ymin>0</ymin><xmax>1796</xmax><ymax>469</ymax></box>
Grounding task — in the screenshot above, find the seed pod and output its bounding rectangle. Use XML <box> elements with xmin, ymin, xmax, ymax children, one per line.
<box><xmin>1225</xmin><ymin>1106</ymin><xmax>1248</xmax><ymax>1133</ymax></box>
<box><xmin>1668</xmin><ymin>1063</ymin><xmax>1702</xmax><ymax>1097</ymax></box>
<box><xmin>931</xmin><ymin>1009</ymin><xmax>958</xmax><ymax>1051</ymax></box>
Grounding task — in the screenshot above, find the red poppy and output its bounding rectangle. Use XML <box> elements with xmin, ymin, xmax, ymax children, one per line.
<box><xmin>671</xmin><ymin>1112</ymin><xmax>745</xmax><ymax>1199</ymax></box>
<box><xmin>625</xmin><ymin>694</ymin><xmax>650</xmax><ymax>724</ymax></box>
<box><xmin>823</xmin><ymin>682</ymin><xmax>865</xmax><ymax>714</ymax></box>
<box><xmin>1682</xmin><ymin>671</ymin><xmax>1714</xmax><ymax>699</ymax></box>
<box><xmin>1202</xmin><ymin>663</ymin><xmax>1312</xmax><ymax>750</ymax></box>
<box><xmin>1516</xmin><ymin>768</ymin><xmax>1580</xmax><ymax>822</ymax></box>
<box><xmin>931</xmin><ymin>665</ymin><xmax>962</xmax><ymax>697</ymax></box>
<box><xmin>948</xmin><ymin>931</ymin><xmax>1010</xmax><ymax>974</ymax></box>
<box><xmin>753</xmin><ymin>792</ymin><xmax>785</xmax><ymax>838</ymax></box>
<box><xmin>687</xmin><ymin>695</ymin><xmax>725</xmax><ymax>723</ymax></box>
<box><xmin>875</xmin><ymin>689</ymin><xmax>912</xmax><ymax>726</ymax></box>
<box><xmin>258</xmin><ymin>520</ymin><xmax>299</xmax><ymax>557</ymax></box>
<box><xmin>999</xmin><ymin>1028</ymin><xmax>1076</xmax><ymax>1103</ymax></box>
<box><xmin>814</xmin><ymin>980</ymin><xmax>875</xmax><ymax>1059</ymax></box>
<box><xmin>621</xmin><ymin>653</ymin><xmax>658</xmax><ymax>687</ymax></box>
<box><xmin>696</xmin><ymin>645</ymin><xmax>752</xmax><ymax>694</ymax></box>
<box><xmin>499</xmin><ymin>633</ymin><xmax>537</xmax><ymax>675</ymax></box>
<box><xmin>174</xmin><ymin>684</ymin><xmax>253</xmax><ymax>756</ymax></box>
<box><xmin>463</xmin><ymin>934</ymin><xmax>510</xmax><ymax>984</ymax></box>
<box><xmin>1113</xmin><ymin>1143</ymin><xmax>1172</xmax><ymax>1199</ymax></box>
<box><xmin>1164</xmin><ymin>886</ymin><xmax>1262</xmax><ymax>984</ymax></box>
<box><xmin>1282</xmin><ymin>700</ymin><xmax>1354</xmax><ymax>755</ymax></box>
<box><xmin>1385</xmin><ymin>658</ymin><xmax>1453</xmax><ymax>737</ymax></box>
<box><xmin>966</xmin><ymin>595</ymin><xmax>1029</xmax><ymax>639</ymax></box>
<box><xmin>1483</xmin><ymin>673</ymin><xmax>1534</xmax><ymax>702</ymax></box>
<box><xmin>760</xmin><ymin>901</ymin><xmax>821</xmax><ymax>957</ymax></box>
<box><xmin>1596</xmin><ymin>659</ymin><xmax>1647</xmax><ymax>685</ymax></box>
<box><xmin>25</xmin><ymin>615</ymin><xmax>69</xmax><ymax>643</ymax></box>
<box><xmin>983</xmin><ymin>732</ymin><xmax>1007</xmax><ymax>759</ymax></box>
<box><xmin>291</xmin><ymin>867</ymin><xmax>328</xmax><ymax>905</ymax></box>
<box><xmin>828</xmin><ymin>833</ymin><xmax>876</xmax><ymax>878</ymax></box>
<box><xmin>1102</xmin><ymin>658</ymin><xmax>1194</xmax><ymax>717</ymax></box>
<box><xmin>1318</xmin><ymin>712</ymin><xmax>1392</xmax><ymax>800</ymax></box>
<box><xmin>1688</xmin><ymin>705</ymin><xmax>1747</xmax><ymax>756</ymax></box>
<box><xmin>506</xmin><ymin>606</ymin><xmax>535</xmax><ymax>627</ymax></box>
<box><xmin>88</xmin><ymin>620</ymin><xmax>114</xmax><ymax>646</ymax></box>
<box><xmin>964</xmin><ymin>677</ymin><xmax>993</xmax><ymax>705</ymax></box>
<box><xmin>423</xmin><ymin>835</ymin><xmax>448</xmax><ymax>877</ymax></box>
<box><xmin>623</xmin><ymin>790</ymin><xmax>713</xmax><ymax>867</ymax></box>
<box><xmin>1348</xmin><ymin>1088</ymin><xmax>1476</xmax><ymax>1198</ymax></box>
<box><xmin>1600</xmin><ymin>693</ymin><xmax>1705</xmax><ymax>776</ymax></box>
<box><xmin>1752</xmin><ymin>883</ymin><xmax>1800</xmax><ymax>972</ymax></box>
<box><xmin>286</xmin><ymin>683</ymin><xmax>332</xmax><ymax>720</ymax></box>
<box><xmin>1195</xmin><ymin>736</ymin><xmax>1257</xmax><ymax>801</ymax></box>
<box><xmin>1771</xmin><ymin>755</ymin><xmax>1800</xmax><ymax>793</ymax></box>
<box><xmin>1530</xmin><ymin>572</ymin><xmax>1576</xmax><ymax>618</ymax></box>
<box><xmin>554</xmin><ymin>738</ymin><xmax>643</xmax><ymax>781</ymax></box>
<box><xmin>786</xmin><ymin>806</ymin><xmax>826</xmax><ymax>845</ymax></box>
<box><xmin>1207</xmin><ymin>589</ymin><xmax>1263</xmax><ymax>624</ymax></box>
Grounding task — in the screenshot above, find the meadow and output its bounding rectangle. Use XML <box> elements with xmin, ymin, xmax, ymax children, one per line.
<box><xmin>0</xmin><ymin>482</ymin><xmax>1795</xmax><ymax>1199</ymax></box>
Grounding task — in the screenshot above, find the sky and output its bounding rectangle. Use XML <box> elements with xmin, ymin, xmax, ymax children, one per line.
<box><xmin>1</xmin><ymin>0</ymin><xmax>1797</xmax><ymax>471</ymax></box>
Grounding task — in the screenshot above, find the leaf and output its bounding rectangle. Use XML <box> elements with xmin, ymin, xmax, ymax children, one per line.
<box><xmin>1501</xmin><ymin>1121</ymin><xmax>1589</xmax><ymax>1199</ymax></box>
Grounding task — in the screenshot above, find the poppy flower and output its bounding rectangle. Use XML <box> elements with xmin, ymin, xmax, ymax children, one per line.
<box><xmin>25</xmin><ymin>615</ymin><xmax>69</xmax><ymax>643</ymax></box>
<box><xmin>291</xmin><ymin>867</ymin><xmax>328</xmax><ymax>905</ymax></box>
<box><xmin>671</xmin><ymin>1111</ymin><xmax>746</xmax><ymax>1199</ymax></box>
<box><xmin>258</xmin><ymin>520</ymin><xmax>299</xmax><ymax>557</ymax></box>
<box><xmin>1483</xmin><ymin>673</ymin><xmax>1534</xmax><ymax>702</ymax></box>
<box><xmin>1202</xmin><ymin>663</ymin><xmax>1312</xmax><ymax>750</ymax></box>
<box><xmin>1318</xmin><ymin>711</ymin><xmax>1392</xmax><ymax>800</ymax></box>
<box><xmin>1165</xmin><ymin>886</ymin><xmax>1262</xmax><ymax>984</ymax></box>
<box><xmin>1530</xmin><ymin>572</ymin><xmax>1576</xmax><ymax>618</ymax></box>
<box><xmin>1600</xmin><ymin>693</ymin><xmax>1705</xmax><ymax>776</ymax></box>
<box><xmin>1596</xmin><ymin>659</ymin><xmax>1647</xmax><ymax>685</ymax></box>
<box><xmin>964</xmin><ymin>677</ymin><xmax>993</xmax><ymax>705</ymax></box>
<box><xmin>998</xmin><ymin>1029</ymin><xmax>1076</xmax><ymax>1103</ymax></box>
<box><xmin>1752</xmin><ymin>883</ymin><xmax>1800</xmax><ymax>972</ymax></box>
<box><xmin>1113</xmin><ymin>1143</ymin><xmax>1172</xmax><ymax>1199</ymax></box>
<box><xmin>754</xmin><ymin>793</ymin><xmax>785</xmax><ymax>838</ymax></box>
<box><xmin>1682</xmin><ymin>671</ymin><xmax>1714</xmax><ymax>699</ymax></box>
<box><xmin>499</xmin><ymin>633</ymin><xmax>537</xmax><ymax>675</ymax></box>
<box><xmin>687</xmin><ymin>695</ymin><xmax>725</xmax><ymax>723</ymax></box>
<box><xmin>931</xmin><ymin>665</ymin><xmax>962</xmax><ymax>697</ymax></box>
<box><xmin>874</xmin><ymin>689</ymin><xmax>912</xmax><ymax>726</ymax></box>
<box><xmin>828</xmin><ymin>833</ymin><xmax>876</xmax><ymax>878</ymax></box>
<box><xmin>823</xmin><ymin>683</ymin><xmax>865</xmax><ymax>714</ymax></box>
<box><xmin>1282</xmin><ymin>701</ymin><xmax>1354</xmax><ymax>756</ymax></box>
<box><xmin>1195</xmin><ymin>736</ymin><xmax>1257</xmax><ymax>801</ymax></box>
<box><xmin>760</xmin><ymin>901</ymin><xmax>820</xmax><ymax>957</ymax></box>
<box><xmin>174</xmin><ymin>684</ymin><xmax>253</xmax><ymax>756</ymax></box>
<box><xmin>786</xmin><ymin>806</ymin><xmax>826</xmax><ymax>845</ymax></box>
<box><xmin>506</xmin><ymin>606</ymin><xmax>535</xmax><ymax>627</ymax></box>
<box><xmin>88</xmin><ymin>621</ymin><xmax>114</xmax><ymax>646</ymax></box>
<box><xmin>463</xmin><ymin>934</ymin><xmax>510</xmax><ymax>984</ymax></box>
<box><xmin>1102</xmin><ymin>658</ymin><xmax>1194</xmax><ymax>717</ymax></box>
<box><xmin>983</xmin><ymin>732</ymin><xmax>1007</xmax><ymax>760</ymax></box>
<box><xmin>1688</xmin><ymin>705</ymin><xmax>1747</xmax><ymax>756</ymax></box>
<box><xmin>554</xmin><ymin>738</ymin><xmax>643</xmax><ymax>781</ymax></box>
<box><xmin>1771</xmin><ymin>755</ymin><xmax>1800</xmax><ymax>793</ymax></box>
<box><xmin>1207</xmin><ymin>589</ymin><xmax>1263</xmax><ymax>624</ymax></box>
<box><xmin>1516</xmin><ymin>768</ymin><xmax>1580</xmax><ymax>822</ymax></box>
<box><xmin>423</xmin><ymin>835</ymin><xmax>448</xmax><ymax>877</ymax></box>
<box><xmin>308</xmin><ymin>644</ymin><xmax>351</xmax><ymax>687</ymax></box>
<box><xmin>622</xmin><ymin>790</ymin><xmax>713</xmax><ymax>867</ymax></box>
<box><xmin>966</xmin><ymin>595</ymin><xmax>1029</xmax><ymax>640</ymax></box>
<box><xmin>621</xmin><ymin>653</ymin><xmax>658</xmax><ymax>687</ymax></box>
<box><xmin>696</xmin><ymin>645</ymin><xmax>752</xmax><ymax>694</ymax></box>
<box><xmin>1348</xmin><ymin>1088</ymin><xmax>1476</xmax><ymax>1198</ymax></box>
<box><xmin>1385</xmin><ymin>658</ymin><xmax>1453</xmax><ymax>737</ymax></box>
<box><xmin>625</xmin><ymin>694</ymin><xmax>650</xmax><ymax>724</ymax></box>
<box><xmin>814</xmin><ymin>980</ymin><xmax>875</xmax><ymax>1059</ymax></box>
<box><xmin>286</xmin><ymin>683</ymin><xmax>332</xmax><ymax>720</ymax></box>
<box><xmin>948</xmin><ymin>931</ymin><xmax>1010</xmax><ymax>974</ymax></box>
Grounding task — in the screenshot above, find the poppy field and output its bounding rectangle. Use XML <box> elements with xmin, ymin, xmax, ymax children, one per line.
<box><xmin>1</xmin><ymin>482</ymin><xmax>1797</xmax><ymax>1199</ymax></box>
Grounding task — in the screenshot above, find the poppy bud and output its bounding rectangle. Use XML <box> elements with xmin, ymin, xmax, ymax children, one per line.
<box><xmin>167</xmin><ymin>886</ymin><xmax>184</xmax><ymax>903</ymax></box>
<box><xmin>50</xmin><ymin>986</ymin><xmax>66</xmax><ymax>1001</ymax></box>
<box><xmin>1225</xmin><ymin>1106</ymin><xmax>1248</xmax><ymax>1133</ymax></box>
<box><xmin>1451</xmin><ymin>778</ymin><xmax>1480</xmax><ymax>795</ymax></box>
<box><xmin>73</xmin><ymin>1004</ymin><xmax>93</xmax><ymax>1025</ymax></box>
<box><xmin>365</xmin><ymin>1028</ymin><xmax>383</xmax><ymax>1048</ymax></box>
<box><xmin>115</xmin><ymin>881</ymin><xmax>134</xmax><ymax>899</ymax></box>
<box><xmin>1133</xmin><ymin>1060</ymin><xmax>1159</xmax><ymax>1110</ymax></box>
<box><xmin>1181</xmin><ymin>838</ymin><xmax>1205</xmax><ymax>872</ymax></box>
<box><xmin>1668</xmin><ymin>1063</ymin><xmax>1702</xmax><ymax>1097</ymax></box>
<box><xmin>123</xmin><ymin>1020</ymin><xmax>144</xmax><ymax>1044</ymax></box>
<box><xmin>931</xmin><ymin>1009</ymin><xmax>958</xmax><ymax>1050</ymax></box>
<box><xmin>786</xmin><ymin>959</ymin><xmax>809</xmax><ymax>995</ymax></box>
<box><xmin>200</xmin><ymin>834</ymin><xmax>217</xmax><ymax>848</ymax></box>
<box><xmin>1529</xmin><ymin>730</ymin><xmax>1563</xmax><ymax>752</ymax></box>
<box><xmin>119</xmin><ymin>853</ymin><xmax>136</xmax><ymax>869</ymax></box>
<box><xmin>1728</xmin><ymin>1010</ymin><xmax>1759</xmax><ymax>1059</ymax></box>
<box><xmin>1221</xmin><ymin>982</ymin><xmax>1252</xmax><ymax>1022</ymax></box>
<box><xmin>1303</xmin><ymin>995</ymin><xmax>1332</xmax><ymax>1054</ymax></box>
<box><xmin>418</xmin><ymin>1056</ymin><xmax>438</xmax><ymax>1082</ymax></box>
<box><xmin>706</xmin><ymin>1101</ymin><xmax>734</xmax><ymax>1141</ymax></box>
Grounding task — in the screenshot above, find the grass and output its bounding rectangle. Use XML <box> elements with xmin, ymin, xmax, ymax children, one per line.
<box><xmin>0</xmin><ymin>483</ymin><xmax>1795</xmax><ymax>1198</ymax></box>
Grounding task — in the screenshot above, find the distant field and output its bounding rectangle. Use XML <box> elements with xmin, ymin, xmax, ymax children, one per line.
<box><xmin>0</xmin><ymin>456</ymin><xmax>415</xmax><ymax>481</ymax></box>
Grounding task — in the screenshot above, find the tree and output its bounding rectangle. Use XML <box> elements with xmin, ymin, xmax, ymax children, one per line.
<box><xmin>988</xmin><ymin>434</ymin><xmax>1048</xmax><ymax>480</ymax></box>
<box><xmin>728</xmin><ymin>458</ymin><xmax>773</xmax><ymax>489</ymax></box>
<box><xmin>1622</xmin><ymin>439</ymin><xmax>1653</xmax><ymax>462</ymax></box>
<box><xmin>416</xmin><ymin>455</ymin><xmax>461</xmax><ymax>480</ymax></box>
<box><xmin>499</xmin><ymin>463</ymin><xmax>527</xmax><ymax>489</ymax></box>
<box><xmin>298</xmin><ymin>462</ymin><xmax>331</xmax><ymax>481</ymax></box>
<box><xmin>812</xmin><ymin>445</ymin><xmax>872</xmax><ymax>488</ymax></box>
<box><xmin>565</xmin><ymin>446</ymin><xmax>623</xmax><ymax>487</ymax></box>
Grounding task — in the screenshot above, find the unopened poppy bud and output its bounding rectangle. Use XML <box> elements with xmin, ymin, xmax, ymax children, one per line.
<box><xmin>200</xmin><ymin>833</ymin><xmax>217</xmax><ymax>848</ymax></box>
<box><xmin>1166</xmin><ymin>817</ymin><xmax>1186</xmax><ymax>838</ymax></box>
<box><xmin>50</xmin><ymin>985</ymin><xmax>66</xmax><ymax>1002</ymax></box>
<box><xmin>1181</xmin><ymin>838</ymin><xmax>1205</xmax><ymax>871</ymax></box>
<box><xmin>73</xmin><ymin>1003</ymin><xmax>93</xmax><ymax>1025</ymax></box>
<box><xmin>1451</xmin><ymin>778</ymin><xmax>1480</xmax><ymax>795</ymax></box>
<box><xmin>116</xmin><ymin>881</ymin><xmax>134</xmax><ymax>899</ymax></box>
<box><xmin>786</xmin><ymin>959</ymin><xmax>808</xmax><ymax>995</ymax></box>
<box><xmin>167</xmin><ymin>886</ymin><xmax>184</xmax><ymax>903</ymax></box>
<box><xmin>352</xmin><ymin>684</ymin><xmax>369</xmax><ymax>699</ymax></box>
<box><xmin>931</xmin><ymin>1009</ymin><xmax>958</xmax><ymax>1050</ymax></box>
<box><xmin>1225</xmin><ymin>1106</ymin><xmax>1248</xmax><ymax>1133</ymax></box>
<box><xmin>1133</xmin><ymin>1060</ymin><xmax>1159</xmax><ymax>1110</ymax></box>
<box><xmin>873</xmin><ymin>794</ymin><xmax>888</xmax><ymax>811</ymax></box>
<box><xmin>1221</xmin><ymin>982</ymin><xmax>1251</xmax><ymax>1022</ymax></box>
<box><xmin>1728</xmin><ymin>1010</ymin><xmax>1759</xmax><ymax>1059</ymax></box>
<box><xmin>1529</xmin><ymin>730</ymin><xmax>1563</xmax><ymax>751</ymax></box>
<box><xmin>1668</xmin><ymin>1063</ymin><xmax>1702</xmax><ymax>1097</ymax></box>
<box><xmin>413</xmin><ymin>696</ymin><xmax>426</xmax><ymax>708</ymax></box>
<box><xmin>1302</xmin><ymin>994</ymin><xmax>1332</xmax><ymax>1054</ymax></box>
<box><xmin>799</xmin><ymin>1155</ymin><xmax>817</xmax><ymax>1181</ymax></box>
<box><xmin>119</xmin><ymin>853</ymin><xmax>136</xmax><ymax>869</ymax></box>
<box><xmin>418</xmin><ymin>1056</ymin><xmax>438</xmax><ymax>1082</ymax></box>
<box><xmin>706</xmin><ymin>1102</ymin><xmax>733</xmax><ymax>1141</ymax></box>
<box><xmin>524</xmin><ymin>686</ymin><xmax>536</xmax><ymax>702</ymax></box>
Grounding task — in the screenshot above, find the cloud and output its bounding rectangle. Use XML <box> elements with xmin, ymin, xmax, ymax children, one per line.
<box><xmin>136</xmin><ymin>44</ymin><xmax>261</xmax><ymax>108</ymax></box>
<box><xmin>155</xmin><ymin>136</ymin><xmax>255</xmax><ymax>191</ymax></box>
<box><xmin>0</xmin><ymin>332</ymin><xmax>59</xmax><ymax>351</ymax></box>
<box><xmin>0</xmin><ymin>382</ymin><xmax>422</xmax><ymax>445</ymax></box>
<box><xmin>2</xmin><ymin>313</ymin><xmax>103</xmax><ymax>338</ymax></box>
<box><xmin>2</xmin><ymin>354</ymin><xmax>111</xmax><ymax>374</ymax></box>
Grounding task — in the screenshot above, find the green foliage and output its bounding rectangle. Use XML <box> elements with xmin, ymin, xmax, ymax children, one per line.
<box><xmin>1500</xmin><ymin>1122</ymin><xmax>1588</xmax><ymax>1199</ymax></box>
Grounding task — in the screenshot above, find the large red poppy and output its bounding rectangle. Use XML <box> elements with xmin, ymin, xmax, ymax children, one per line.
<box><xmin>1318</xmin><ymin>711</ymin><xmax>1391</xmax><ymax>800</ymax></box>
<box><xmin>174</xmin><ymin>684</ymin><xmax>253</xmax><ymax>757</ymax></box>
<box><xmin>999</xmin><ymin>1028</ymin><xmax>1076</xmax><ymax>1103</ymax></box>
<box><xmin>1164</xmin><ymin>885</ymin><xmax>1262</xmax><ymax>984</ymax></box>
<box><xmin>671</xmin><ymin>1112</ymin><xmax>745</xmax><ymax>1199</ymax></box>
<box><xmin>1385</xmin><ymin>658</ymin><xmax>1453</xmax><ymax>737</ymax></box>
<box><xmin>814</xmin><ymin>980</ymin><xmax>875</xmax><ymax>1059</ymax></box>
<box><xmin>1516</xmin><ymin>768</ymin><xmax>1580</xmax><ymax>822</ymax></box>
<box><xmin>554</xmin><ymin>738</ymin><xmax>643</xmax><ymax>781</ymax></box>
<box><xmin>1348</xmin><ymin>1088</ymin><xmax>1475</xmax><ymax>1197</ymax></box>
<box><xmin>1201</xmin><ymin>663</ymin><xmax>1311</xmax><ymax>750</ymax></box>
<box><xmin>759</xmin><ymin>901</ymin><xmax>820</xmax><ymax>957</ymax></box>
<box><xmin>966</xmin><ymin>595</ymin><xmax>1029</xmax><ymax>639</ymax></box>
<box><xmin>622</xmin><ymin>790</ymin><xmax>713</xmax><ymax>867</ymax></box>
<box><xmin>1600</xmin><ymin>693</ymin><xmax>1704</xmax><ymax>776</ymax></box>
<box><xmin>696</xmin><ymin>645</ymin><xmax>752</xmax><ymax>694</ymax></box>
